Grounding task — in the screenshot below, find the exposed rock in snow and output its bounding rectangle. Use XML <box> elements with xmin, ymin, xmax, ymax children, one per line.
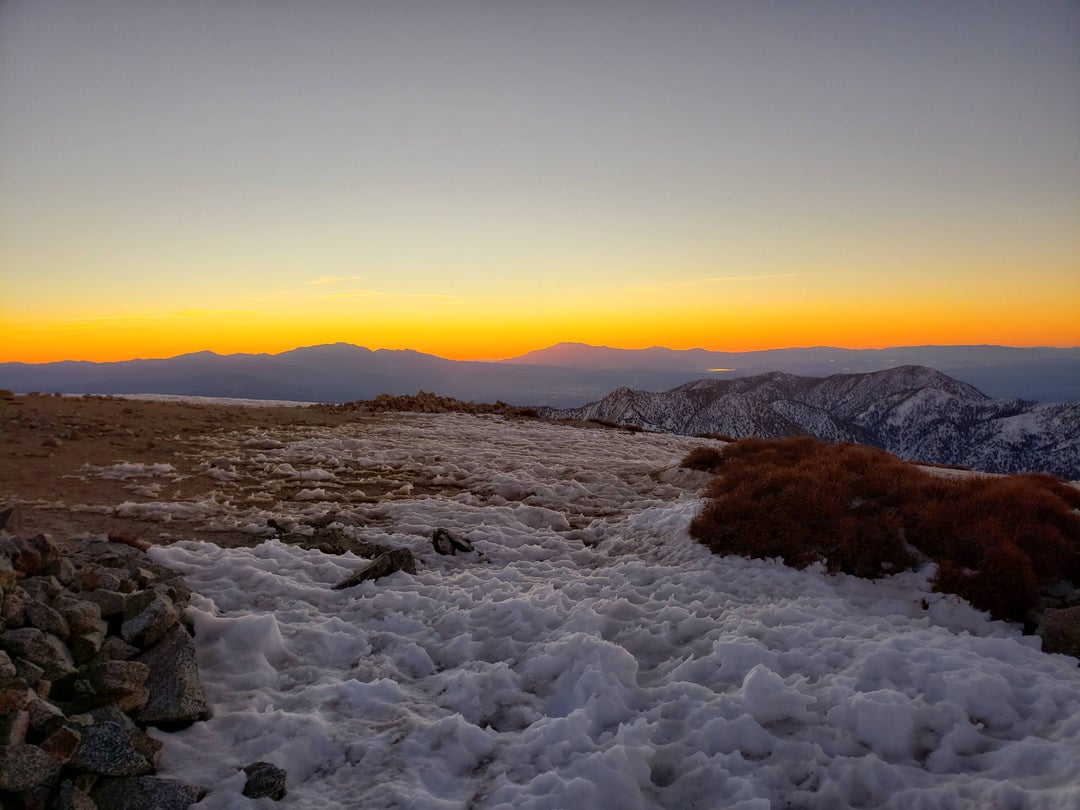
<box><xmin>241</xmin><ymin>761</ymin><xmax>287</xmax><ymax>800</ymax></box>
<box><xmin>1039</xmin><ymin>607</ymin><xmax>1080</xmax><ymax>658</ymax></box>
<box><xmin>333</xmin><ymin>547</ymin><xmax>417</xmax><ymax>588</ymax></box>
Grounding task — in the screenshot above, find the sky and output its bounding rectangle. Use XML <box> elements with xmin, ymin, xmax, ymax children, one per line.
<box><xmin>1</xmin><ymin>0</ymin><xmax>1078</xmax><ymax>363</ymax></box>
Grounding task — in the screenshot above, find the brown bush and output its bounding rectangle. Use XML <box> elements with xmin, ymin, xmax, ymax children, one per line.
<box><xmin>680</xmin><ymin>446</ymin><xmax>726</xmax><ymax>473</ymax></box>
<box><xmin>688</xmin><ymin>437</ymin><xmax>1080</xmax><ymax>622</ymax></box>
<box><xmin>587</xmin><ymin>418</ymin><xmax>620</xmax><ymax>429</ymax></box>
<box><xmin>695</xmin><ymin>432</ymin><xmax>736</xmax><ymax>442</ymax></box>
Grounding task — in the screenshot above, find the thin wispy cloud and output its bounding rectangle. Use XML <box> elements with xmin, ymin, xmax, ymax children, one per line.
<box><xmin>38</xmin><ymin>309</ymin><xmax>263</xmax><ymax>330</ymax></box>
<box><xmin>307</xmin><ymin>275</ymin><xmax>366</xmax><ymax>286</ymax></box>
<box><xmin>307</xmin><ymin>289</ymin><xmax>466</xmax><ymax>305</ymax></box>
<box><xmin>625</xmin><ymin>273</ymin><xmax>810</xmax><ymax>294</ymax></box>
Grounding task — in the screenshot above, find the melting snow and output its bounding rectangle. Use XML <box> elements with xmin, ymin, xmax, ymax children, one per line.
<box><xmin>146</xmin><ymin>414</ymin><xmax>1080</xmax><ymax>809</ymax></box>
<box><xmin>90</xmin><ymin>461</ymin><xmax>178</xmax><ymax>479</ymax></box>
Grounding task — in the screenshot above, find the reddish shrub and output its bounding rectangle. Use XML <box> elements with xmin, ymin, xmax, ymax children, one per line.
<box><xmin>587</xmin><ymin>418</ymin><xmax>620</xmax><ymax>429</ymax></box>
<box><xmin>695</xmin><ymin>432</ymin><xmax>736</xmax><ymax>442</ymax></box>
<box><xmin>680</xmin><ymin>446</ymin><xmax>726</xmax><ymax>473</ymax></box>
<box><xmin>689</xmin><ymin>437</ymin><xmax>1080</xmax><ymax>622</ymax></box>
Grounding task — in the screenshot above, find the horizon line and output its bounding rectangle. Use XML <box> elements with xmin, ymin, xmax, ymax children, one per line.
<box><xmin>4</xmin><ymin>340</ymin><xmax>1080</xmax><ymax>366</ymax></box>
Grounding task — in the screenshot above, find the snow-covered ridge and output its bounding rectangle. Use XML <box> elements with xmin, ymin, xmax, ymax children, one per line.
<box><xmin>545</xmin><ymin>365</ymin><xmax>1080</xmax><ymax>479</ymax></box>
<box><xmin>140</xmin><ymin>413</ymin><xmax>1080</xmax><ymax>808</ymax></box>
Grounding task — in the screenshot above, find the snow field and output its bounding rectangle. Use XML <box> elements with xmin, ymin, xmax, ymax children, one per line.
<box><xmin>148</xmin><ymin>414</ymin><xmax>1080</xmax><ymax>809</ymax></box>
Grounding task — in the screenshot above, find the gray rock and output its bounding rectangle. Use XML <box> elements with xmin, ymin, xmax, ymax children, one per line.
<box><xmin>45</xmin><ymin>556</ymin><xmax>79</xmax><ymax>586</ymax></box>
<box><xmin>0</xmin><ymin>708</ymin><xmax>29</xmax><ymax>746</ymax></box>
<box><xmin>0</xmin><ymin>628</ymin><xmax>76</xmax><ymax>681</ymax></box>
<box><xmin>95</xmin><ymin>570</ymin><xmax>123</xmax><ymax>592</ymax></box>
<box><xmin>0</xmin><ymin>534</ymin><xmax>58</xmax><ymax>579</ymax></box>
<box><xmin>130</xmin><ymin>567</ymin><xmax>157</xmax><ymax>588</ymax></box>
<box><xmin>0</xmin><ymin>503</ymin><xmax>15</xmax><ymax>532</ymax></box>
<box><xmin>333</xmin><ymin>547</ymin><xmax>417</xmax><ymax>589</ymax></box>
<box><xmin>432</xmin><ymin>527</ymin><xmax>474</xmax><ymax>555</ymax></box>
<box><xmin>25</xmin><ymin>694</ymin><xmax>64</xmax><ymax>733</ymax></box>
<box><xmin>0</xmin><ymin>553</ymin><xmax>15</xmax><ymax>592</ymax></box>
<box><xmin>134</xmin><ymin>626</ymin><xmax>209</xmax><ymax>727</ymax></box>
<box><xmin>69</xmin><ymin>628</ymin><xmax>107</xmax><ymax>665</ymax></box>
<box><xmin>242</xmin><ymin>761</ymin><xmax>287</xmax><ymax>800</ymax></box>
<box><xmin>2</xmin><ymin>586</ymin><xmax>30</xmax><ymax>626</ymax></box>
<box><xmin>75</xmin><ymin>660</ymin><xmax>150</xmax><ymax>713</ymax></box>
<box><xmin>82</xmin><ymin>589</ymin><xmax>125</xmax><ymax>618</ymax></box>
<box><xmin>13</xmin><ymin>656</ymin><xmax>45</xmax><ymax>686</ymax></box>
<box><xmin>116</xmin><ymin>578</ymin><xmax>138</xmax><ymax>594</ymax></box>
<box><xmin>96</xmin><ymin>636</ymin><xmax>140</xmax><ymax>662</ymax></box>
<box><xmin>89</xmin><ymin>775</ymin><xmax>202</xmax><ymax>810</ymax></box>
<box><xmin>0</xmin><ymin>686</ymin><xmax>32</xmax><ymax>727</ymax></box>
<box><xmin>78</xmin><ymin>567</ymin><xmax>103</xmax><ymax>592</ymax></box>
<box><xmin>120</xmin><ymin>590</ymin><xmax>178</xmax><ymax>648</ymax></box>
<box><xmin>39</xmin><ymin>723</ymin><xmax>81</xmax><ymax>764</ymax></box>
<box><xmin>19</xmin><ymin>784</ymin><xmax>54</xmax><ymax>810</ymax></box>
<box><xmin>68</xmin><ymin>707</ymin><xmax>160</xmax><ymax>777</ymax></box>
<box><xmin>157</xmin><ymin>576</ymin><xmax>192</xmax><ymax>607</ymax></box>
<box><xmin>26</xmin><ymin>600</ymin><xmax>70</xmax><ymax>640</ymax></box>
<box><xmin>0</xmin><ymin>649</ymin><xmax>16</xmax><ymax>687</ymax></box>
<box><xmin>53</xmin><ymin>596</ymin><xmax>104</xmax><ymax>636</ymax></box>
<box><xmin>1039</xmin><ymin>606</ymin><xmax>1080</xmax><ymax>659</ymax></box>
<box><xmin>284</xmin><ymin>526</ymin><xmax>391</xmax><ymax>560</ymax></box>
<box><xmin>86</xmin><ymin>660</ymin><xmax>149</xmax><ymax>695</ymax></box>
<box><xmin>0</xmin><ymin>742</ymin><xmax>62</xmax><ymax>792</ymax></box>
<box><xmin>20</xmin><ymin>575</ymin><xmax>62</xmax><ymax>603</ymax></box>
<box><xmin>54</xmin><ymin>779</ymin><xmax>99</xmax><ymax>810</ymax></box>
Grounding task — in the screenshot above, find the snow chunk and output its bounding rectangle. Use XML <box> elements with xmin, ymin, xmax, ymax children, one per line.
<box><xmin>93</xmin><ymin>462</ymin><xmax>176</xmax><ymax>479</ymax></box>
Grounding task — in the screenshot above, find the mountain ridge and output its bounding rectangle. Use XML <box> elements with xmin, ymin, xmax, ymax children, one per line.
<box><xmin>2</xmin><ymin>342</ymin><xmax>1078</xmax><ymax>406</ymax></box>
<box><xmin>542</xmin><ymin>365</ymin><xmax>1080</xmax><ymax>479</ymax></box>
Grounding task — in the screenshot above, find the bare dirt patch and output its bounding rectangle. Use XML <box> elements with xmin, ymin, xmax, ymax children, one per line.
<box><xmin>1</xmin><ymin>394</ymin><xmax>366</xmax><ymax>546</ymax></box>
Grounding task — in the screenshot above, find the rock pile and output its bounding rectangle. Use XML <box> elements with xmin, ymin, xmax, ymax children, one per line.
<box><xmin>0</xmin><ymin>508</ymin><xmax>209</xmax><ymax>809</ymax></box>
<box><xmin>314</xmin><ymin>391</ymin><xmax>540</xmax><ymax>417</ymax></box>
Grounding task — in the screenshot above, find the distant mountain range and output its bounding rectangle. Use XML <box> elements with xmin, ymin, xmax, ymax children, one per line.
<box><xmin>1</xmin><ymin>342</ymin><xmax>1078</xmax><ymax>407</ymax></box>
<box><xmin>543</xmin><ymin>365</ymin><xmax>1080</xmax><ymax>479</ymax></box>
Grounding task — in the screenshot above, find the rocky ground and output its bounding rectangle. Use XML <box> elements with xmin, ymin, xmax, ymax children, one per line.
<box><xmin>0</xmin><ymin>391</ymin><xmax>535</xmax><ymax>548</ymax></box>
<box><xmin>0</xmin><ymin>392</ymin><xmax>537</xmax><ymax>808</ymax></box>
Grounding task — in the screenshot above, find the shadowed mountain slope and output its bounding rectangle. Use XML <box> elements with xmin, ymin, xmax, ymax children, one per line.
<box><xmin>544</xmin><ymin>366</ymin><xmax>1080</xmax><ymax>478</ymax></box>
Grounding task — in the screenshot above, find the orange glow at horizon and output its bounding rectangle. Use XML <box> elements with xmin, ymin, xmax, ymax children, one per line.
<box><xmin>3</xmin><ymin>2</ymin><xmax>1078</xmax><ymax>373</ymax></box>
<box><xmin>4</xmin><ymin>289</ymin><xmax>1078</xmax><ymax>365</ymax></box>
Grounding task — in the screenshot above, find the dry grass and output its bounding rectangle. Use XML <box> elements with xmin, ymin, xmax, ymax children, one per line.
<box><xmin>679</xmin><ymin>446</ymin><xmax>727</xmax><ymax>473</ymax></box>
<box><xmin>689</xmin><ymin>438</ymin><xmax>1080</xmax><ymax>622</ymax></box>
<box><xmin>694</xmin><ymin>432</ymin><xmax>736</xmax><ymax>442</ymax></box>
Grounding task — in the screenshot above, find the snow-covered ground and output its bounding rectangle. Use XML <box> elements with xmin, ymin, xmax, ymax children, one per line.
<box><xmin>148</xmin><ymin>414</ymin><xmax>1080</xmax><ymax>809</ymax></box>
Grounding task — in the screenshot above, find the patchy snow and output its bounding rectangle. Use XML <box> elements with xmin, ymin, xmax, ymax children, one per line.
<box><xmin>115</xmin><ymin>499</ymin><xmax>218</xmax><ymax>523</ymax></box>
<box><xmin>89</xmin><ymin>461</ymin><xmax>177</xmax><ymax>479</ymax></box>
<box><xmin>147</xmin><ymin>414</ymin><xmax>1080</xmax><ymax>809</ymax></box>
<box><xmin>293</xmin><ymin>487</ymin><xmax>331</xmax><ymax>501</ymax></box>
<box><xmin>113</xmin><ymin>393</ymin><xmax>319</xmax><ymax>407</ymax></box>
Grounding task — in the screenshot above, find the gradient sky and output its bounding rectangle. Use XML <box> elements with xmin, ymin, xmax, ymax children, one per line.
<box><xmin>1</xmin><ymin>0</ymin><xmax>1078</xmax><ymax>363</ymax></box>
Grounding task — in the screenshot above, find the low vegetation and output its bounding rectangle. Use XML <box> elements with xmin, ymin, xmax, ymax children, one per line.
<box><xmin>587</xmin><ymin>418</ymin><xmax>646</xmax><ymax>433</ymax></box>
<box><xmin>679</xmin><ymin>445</ymin><xmax>727</xmax><ymax>473</ymax></box>
<box><xmin>687</xmin><ymin>437</ymin><xmax>1080</xmax><ymax>622</ymax></box>
<box><xmin>315</xmin><ymin>392</ymin><xmax>539</xmax><ymax>417</ymax></box>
